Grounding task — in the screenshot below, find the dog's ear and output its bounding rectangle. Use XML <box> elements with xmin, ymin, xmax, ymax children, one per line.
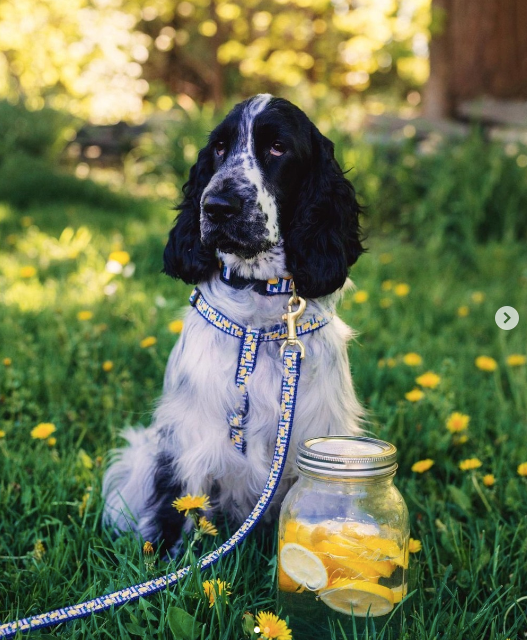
<box><xmin>163</xmin><ymin>146</ymin><xmax>218</xmax><ymax>283</ymax></box>
<box><xmin>284</xmin><ymin>125</ymin><xmax>364</xmax><ymax>298</ymax></box>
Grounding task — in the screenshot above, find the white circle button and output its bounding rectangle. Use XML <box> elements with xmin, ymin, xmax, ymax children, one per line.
<box><xmin>495</xmin><ymin>306</ymin><xmax>519</xmax><ymax>330</ymax></box>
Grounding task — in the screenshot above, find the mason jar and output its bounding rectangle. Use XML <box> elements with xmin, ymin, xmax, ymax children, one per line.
<box><xmin>277</xmin><ymin>436</ymin><xmax>409</xmax><ymax>639</ymax></box>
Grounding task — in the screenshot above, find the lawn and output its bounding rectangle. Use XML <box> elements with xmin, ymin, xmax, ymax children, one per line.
<box><xmin>1</xmin><ymin>190</ymin><xmax>527</xmax><ymax>639</ymax></box>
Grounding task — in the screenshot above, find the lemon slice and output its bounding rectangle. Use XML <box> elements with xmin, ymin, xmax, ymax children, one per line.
<box><xmin>280</xmin><ymin>542</ymin><xmax>328</xmax><ymax>591</ymax></box>
<box><xmin>319</xmin><ymin>580</ymin><xmax>394</xmax><ymax>617</ymax></box>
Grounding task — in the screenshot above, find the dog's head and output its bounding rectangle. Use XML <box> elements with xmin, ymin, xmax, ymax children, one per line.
<box><xmin>163</xmin><ymin>94</ymin><xmax>364</xmax><ymax>298</ymax></box>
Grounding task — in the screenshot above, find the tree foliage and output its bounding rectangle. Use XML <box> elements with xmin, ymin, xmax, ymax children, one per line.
<box><xmin>0</xmin><ymin>0</ymin><xmax>431</xmax><ymax>122</ymax></box>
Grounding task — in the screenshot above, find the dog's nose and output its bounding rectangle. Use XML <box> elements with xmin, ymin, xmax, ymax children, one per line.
<box><xmin>202</xmin><ymin>194</ymin><xmax>242</xmax><ymax>222</ymax></box>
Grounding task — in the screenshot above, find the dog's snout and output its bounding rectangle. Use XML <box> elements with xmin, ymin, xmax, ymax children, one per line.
<box><xmin>203</xmin><ymin>194</ymin><xmax>242</xmax><ymax>222</ymax></box>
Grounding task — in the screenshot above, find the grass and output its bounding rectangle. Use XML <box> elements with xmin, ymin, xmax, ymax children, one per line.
<box><xmin>1</xmin><ymin>191</ymin><xmax>527</xmax><ymax>640</ymax></box>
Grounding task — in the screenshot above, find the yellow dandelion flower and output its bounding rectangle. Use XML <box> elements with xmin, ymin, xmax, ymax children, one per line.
<box><xmin>517</xmin><ymin>462</ymin><xmax>527</xmax><ymax>477</ymax></box>
<box><xmin>20</xmin><ymin>266</ymin><xmax>36</xmax><ymax>278</ymax></box>
<box><xmin>457</xmin><ymin>306</ymin><xmax>470</xmax><ymax>317</ymax></box>
<box><xmin>31</xmin><ymin>423</ymin><xmax>56</xmax><ymax>439</ymax></box>
<box><xmin>416</xmin><ymin>371</ymin><xmax>441</xmax><ymax>389</ymax></box>
<box><xmin>446</xmin><ymin>412</ymin><xmax>470</xmax><ymax>433</ymax></box>
<box><xmin>471</xmin><ymin>291</ymin><xmax>485</xmax><ymax>304</ymax></box>
<box><xmin>403</xmin><ymin>352</ymin><xmax>422</xmax><ymax>366</ymax></box>
<box><xmin>411</xmin><ymin>459</ymin><xmax>434</xmax><ymax>473</ymax></box>
<box><xmin>198</xmin><ymin>516</ymin><xmax>218</xmax><ymax>536</ymax></box>
<box><xmin>386</xmin><ymin>357</ymin><xmax>397</xmax><ymax>368</ymax></box>
<box><xmin>32</xmin><ymin>540</ymin><xmax>46</xmax><ymax>561</ymax></box>
<box><xmin>3</xmin><ymin>358</ymin><xmax>12</xmax><ymax>366</ymax></box>
<box><xmin>453</xmin><ymin>434</ymin><xmax>469</xmax><ymax>445</ymax></box>
<box><xmin>459</xmin><ymin>458</ymin><xmax>482</xmax><ymax>471</ymax></box>
<box><xmin>378</xmin><ymin>359</ymin><xmax>386</xmax><ymax>368</ymax></box>
<box><xmin>172</xmin><ymin>493</ymin><xmax>211</xmax><ymax>515</ymax></box>
<box><xmin>143</xmin><ymin>541</ymin><xmax>154</xmax><ymax>556</ymax></box>
<box><xmin>77</xmin><ymin>310</ymin><xmax>93</xmax><ymax>321</ymax></box>
<box><xmin>381</xmin><ymin>280</ymin><xmax>393</xmax><ymax>291</ymax></box>
<box><xmin>255</xmin><ymin>611</ymin><xmax>292</xmax><ymax>640</ymax></box>
<box><xmin>507</xmin><ymin>354</ymin><xmax>526</xmax><ymax>367</ymax></box>
<box><xmin>380</xmin><ymin>297</ymin><xmax>392</xmax><ymax>308</ymax></box>
<box><xmin>408</xmin><ymin>538</ymin><xmax>422</xmax><ymax>553</ymax></box>
<box><xmin>47</xmin><ymin>437</ymin><xmax>57</xmax><ymax>447</ymax></box>
<box><xmin>102</xmin><ymin>361</ymin><xmax>114</xmax><ymax>372</ymax></box>
<box><xmin>0</xmin><ymin>430</ymin><xmax>6</xmax><ymax>438</ymax></box>
<box><xmin>483</xmin><ymin>474</ymin><xmax>495</xmax><ymax>487</ymax></box>
<box><xmin>140</xmin><ymin>336</ymin><xmax>157</xmax><ymax>348</ymax></box>
<box><xmin>168</xmin><ymin>319</ymin><xmax>184</xmax><ymax>334</ymax></box>
<box><xmin>79</xmin><ymin>450</ymin><xmax>93</xmax><ymax>470</ymax></box>
<box><xmin>108</xmin><ymin>250</ymin><xmax>131</xmax><ymax>266</ymax></box>
<box><xmin>202</xmin><ymin>579</ymin><xmax>231</xmax><ymax>607</ymax></box>
<box><xmin>475</xmin><ymin>356</ymin><xmax>498</xmax><ymax>372</ymax></box>
<box><xmin>405</xmin><ymin>388</ymin><xmax>424</xmax><ymax>402</ymax></box>
<box><xmin>353</xmin><ymin>290</ymin><xmax>369</xmax><ymax>303</ymax></box>
<box><xmin>379</xmin><ymin>252</ymin><xmax>392</xmax><ymax>264</ymax></box>
<box><xmin>394</xmin><ymin>283</ymin><xmax>410</xmax><ymax>297</ymax></box>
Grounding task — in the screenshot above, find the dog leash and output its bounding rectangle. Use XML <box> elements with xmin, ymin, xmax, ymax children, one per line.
<box><xmin>0</xmin><ymin>293</ymin><xmax>312</xmax><ymax>638</ymax></box>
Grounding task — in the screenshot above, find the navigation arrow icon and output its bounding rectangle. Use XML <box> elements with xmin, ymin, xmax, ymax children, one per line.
<box><xmin>504</xmin><ymin>312</ymin><xmax>511</xmax><ymax>324</ymax></box>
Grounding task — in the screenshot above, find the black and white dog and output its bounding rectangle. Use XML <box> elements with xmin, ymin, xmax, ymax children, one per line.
<box><xmin>103</xmin><ymin>94</ymin><xmax>365</xmax><ymax>552</ymax></box>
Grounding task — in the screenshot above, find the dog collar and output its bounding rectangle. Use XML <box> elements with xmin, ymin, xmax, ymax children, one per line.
<box><xmin>219</xmin><ymin>261</ymin><xmax>294</xmax><ymax>296</ymax></box>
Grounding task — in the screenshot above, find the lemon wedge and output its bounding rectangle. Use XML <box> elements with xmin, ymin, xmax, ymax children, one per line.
<box><xmin>319</xmin><ymin>580</ymin><xmax>394</xmax><ymax>617</ymax></box>
<box><xmin>280</xmin><ymin>542</ymin><xmax>328</xmax><ymax>591</ymax></box>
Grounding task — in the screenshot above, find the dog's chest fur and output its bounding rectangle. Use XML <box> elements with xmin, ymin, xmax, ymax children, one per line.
<box><xmin>154</xmin><ymin>275</ymin><xmax>362</xmax><ymax>522</ymax></box>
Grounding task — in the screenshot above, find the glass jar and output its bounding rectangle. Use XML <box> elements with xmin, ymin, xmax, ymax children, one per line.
<box><xmin>277</xmin><ymin>436</ymin><xmax>409</xmax><ymax>639</ymax></box>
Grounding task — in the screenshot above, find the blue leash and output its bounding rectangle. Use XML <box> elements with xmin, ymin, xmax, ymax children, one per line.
<box><xmin>0</xmin><ymin>291</ymin><xmax>311</xmax><ymax>638</ymax></box>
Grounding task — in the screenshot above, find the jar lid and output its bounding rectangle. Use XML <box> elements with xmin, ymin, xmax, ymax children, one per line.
<box><xmin>297</xmin><ymin>436</ymin><xmax>398</xmax><ymax>478</ymax></box>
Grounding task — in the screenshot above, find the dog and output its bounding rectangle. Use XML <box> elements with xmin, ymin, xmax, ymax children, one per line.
<box><xmin>102</xmin><ymin>94</ymin><xmax>365</xmax><ymax>553</ymax></box>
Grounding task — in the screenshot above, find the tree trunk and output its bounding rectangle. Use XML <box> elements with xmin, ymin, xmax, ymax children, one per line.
<box><xmin>423</xmin><ymin>0</ymin><xmax>527</xmax><ymax>119</ymax></box>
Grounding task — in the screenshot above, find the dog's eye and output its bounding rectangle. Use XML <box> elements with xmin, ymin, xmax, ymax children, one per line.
<box><xmin>214</xmin><ymin>141</ymin><xmax>226</xmax><ymax>157</ymax></box>
<box><xmin>270</xmin><ymin>141</ymin><xmax>285</xmax><ymax>157</ymax></box>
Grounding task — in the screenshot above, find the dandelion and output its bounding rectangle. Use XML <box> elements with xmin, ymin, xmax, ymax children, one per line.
<box><xmin>380</xmin><ymin>297</ymin><xmax>392</xmax><ymax>309</ymax></box>
<box><xmin>416</xmin><ymin>371</ymin><xmax>441</xmax><ymax>389</ymax></box>
<box><xmin>32</xmin><ymin>540</ymin><xmax>46</xmax><ymax>561</ymax></box>
<box><xmin>102</xmin><ymin>360</ymin><xmax>114</xmax><ymax>372</ymax></box>
<box><xmin>408</xmin><ymin>538</ymin><xmax>422</xmax><ymax>553</ymax></box>
<box><xmin>457</xmin><ymin>305</ymin><xmax>470</xmax><ymax>317</ymax></box>
<box><xmin>168</xmin><ymin>320</ymin><xmax>184</xmax><ymax>334</ymax></box>
<box><xmin>483</xmin><ymin>474</ymin><xmax>495</xmax><ymax>487</ymax></box>
<box><xmin>353</xmin><ymin>290</ymin><xmax>369</xmax><ymax>303</ymax></box>
<box><xmin>394</xmin><ymin>283</ymin><xmax>410</xmax><ymax>297</ymax></box>
<box><xmin>3</xmin><ymin>358</ymin><xmax>12</xmax><ymax>366</ymax></box>
<box><xmin>20</xmin><ymin>266</ymin><xmax>36</xmax><ymax>278</ymax></box>
<box><xmin>381</xmin><ymin>280</ymin><xmax>393</xmax><ymax>291</ymax></box>
<box><xmin>459</xmin><ymin>458</ymin><xmax>482</xmax><ymax>471</ymax></box>
<box><xmin>378</xmin><ymin>359</ymin><xmax>386</xmax><ymax>368</ymax></box>
<box><xmin>507</xmin><ymin>354</ymin><xmax>526</xmax><ymax>367</ymax></box>
<box><xmin>255</xmin><ymin>611</ymin><xmax>292</xmax><ymax>640</ymax></box>
<box><xmin>108</xmin><ymin>250</ymin><xmax>130</xmax><ymax>266</ymax></box>
<box><xmin>79</xmin><ymin>450</ymin><xmax>93</xmax><ymax>470</ymax></box>
<box><xmin>198</xmin><ymin>516</ymin><xmax>218</xmax><ymax>536</ymax></box>
<box><xmin>31</xmin><ymin>423</ymin><xmax>56</xmax><ymax>439</ymax></box>
<box><xmin>143</xmin><ymin>541</ymin><xmax>154</xmax><ymax>556</ymax></box>
<box><xmin>202</xmin><ymin>579</ymin><xmax>231</xmax><ymax>607</ymax></box>
<box><xmin>411</xmin><ymin>459</ymin><xmax>434</xmax><ymax>473</ymax></box>
<box><xmin>403</xmin><ymin>353</ymin><xmax>422</xmax><ymax>366</ymax></box>
<box><xmin>140</xmin><ymin>336</ymin><xmax>157</xmax><ymax>348</ymax></box>
<box><xmin>475</xmin><ymin>356</ymin><xmax>498</xmax><ymax>372</ymax></box>
<box><xmin>518</xmin><ymin>462</ymin><xmax>527</xmax><ymax>477</ymax></box>
<box><xmin>172</xmin><ymin>493</ymin><xmax>211</xmax><ymax>516</ymax></box>
<box><xmin>453</xmin><ymin>434</ymin><xmax>469</xmax><ymax>445</ymax></box>
<box><xmin>386</xmin><ymin>358</ymin><xmax>397</xmax><ymax>368</ymax></box>
<box><xmin>79</xmin><ymin>491</ymin><xmax>91</xmax><ymax>517</ymax></box>
<box><xmin>77</xmin><ymin>310</ymin><xmax>93</xmax><ymax>321</ymax></box>
<box><xmin>47</xmin><ymin>437</ymin><xmax>57</xmax><ymax>447</ymax></box>
<box><xmin>446</xmin><ymin>412</ymin><xmax>470</xmax><ymax>433</ymax></box>
<box><xmin>0</xmin><ymin>430</ymin><xmax>5</xmax><ymax>438</ymax></box>
<box><xmin>471</xmin><ymin>291</ymin><xmax>485</xmax><ymax>304</ymax></box>
<box><xmin>405</xmin><ymin>388</ymin><xmax>424</xmax><ymax>402</ymax></box>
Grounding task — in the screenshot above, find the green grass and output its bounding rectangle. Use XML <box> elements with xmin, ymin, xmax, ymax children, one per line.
<box><xmin>1</xmin><ymin>193</ymin><xmax>527</xmax><ymax>640</ymax></box>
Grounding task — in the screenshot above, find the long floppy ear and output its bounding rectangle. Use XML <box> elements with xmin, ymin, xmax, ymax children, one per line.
<box><xmin>163</xmin><ymin>146</ymin><xmax>218</xmax><ymax>284</ymax></box>
<box><xmin>284</xmin><ymin>125</ymin><xmax>364</xmax><ymax>298</ymax></box>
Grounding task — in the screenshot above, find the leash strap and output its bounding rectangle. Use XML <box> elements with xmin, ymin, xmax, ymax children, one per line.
<box><xmin>0</xmin><ymin>349</ymin><xmax>303</xmax><ymax>639</ymax></box>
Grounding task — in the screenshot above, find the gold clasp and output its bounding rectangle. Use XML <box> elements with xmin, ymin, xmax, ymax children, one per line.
<box><xmin>279</xmin><ymin>288</ymin><xmax>307</xmax><ymax>359</ymax></box>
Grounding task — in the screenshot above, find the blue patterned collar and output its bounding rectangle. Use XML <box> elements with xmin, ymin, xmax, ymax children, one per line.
<box><xmin>219</xmin><ymin>261</ymin><xmax>294</xmax><ymax>296</ymax></box>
